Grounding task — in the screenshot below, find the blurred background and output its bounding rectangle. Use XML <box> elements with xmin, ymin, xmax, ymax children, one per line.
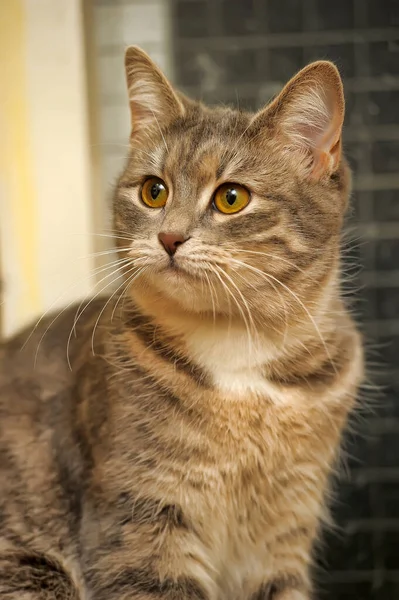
<box><xmin>1</xmin><ymin>0</ymin><xmax>398</xmax><ymax>598</ymax></box>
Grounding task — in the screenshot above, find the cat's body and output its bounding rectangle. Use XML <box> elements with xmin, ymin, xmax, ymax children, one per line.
<box><xmin>0</xmin><ymin>48</ymin><xmax>363</xmax><ymax>599</ymax></box>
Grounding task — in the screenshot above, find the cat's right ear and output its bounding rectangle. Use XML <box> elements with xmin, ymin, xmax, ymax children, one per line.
<box><xmin>124</xmin><ymin>46</ymin><xmax>185</xmax><ymax>138</ymax></box>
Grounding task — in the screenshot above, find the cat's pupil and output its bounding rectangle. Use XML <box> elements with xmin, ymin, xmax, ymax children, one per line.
<box><xmin>151</xmin><ymin>183</ymin><xmax>162</xmax><ymax>200</ymax></box>
<box><xmin>225</xmin><ymin>189</ymin><xmax>237</xmax><ymax>205</ymax></box>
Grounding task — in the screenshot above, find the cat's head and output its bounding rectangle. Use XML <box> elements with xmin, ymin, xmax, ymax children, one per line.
<box><xmin>114</xmin><ymin>46</ymin><xmax>350</xmax><ymax>323</ymax></box>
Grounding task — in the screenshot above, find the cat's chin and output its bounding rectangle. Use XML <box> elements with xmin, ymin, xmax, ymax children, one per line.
<box><xmin>163</xmin><ymin>262</ymin><xmax>190</xmax><ymax>278</ymax></box>
<box><xmin>142</xmin><ymin>266</ymin><xmax>213</xmax><ymax>313</ymax></box>
<box><xmin>158</xmin><ymin>259</ymin><xmax>203</xmax><ymax>282</ymax></box>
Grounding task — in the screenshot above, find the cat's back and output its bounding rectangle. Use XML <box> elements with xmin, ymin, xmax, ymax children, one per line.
<box><xmin>0</xmin><ymin>300</ymin><xmax>108</xmax><ymax>555</ymax></box>
<box><xmin>0</xmin><ymin>300</ymin><xmax>105</xmax><ymax>478</ymax></box>
<box><xmin>0</xmin><ymin>299</ymin><xmax>105</xmax><ymax>398</ymax></box>
<box><xmin>0</xmin><ymin>304</ymin><xmax>83</xmax><ymax>439</ymax></box>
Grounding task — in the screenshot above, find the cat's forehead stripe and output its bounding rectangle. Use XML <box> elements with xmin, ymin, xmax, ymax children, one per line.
<box><xmin>162</xmin><ymin>111</ymin><xmax>253</xmax><ymax>183</ymax></box>
<box><xmin>164</xmin><ymin>141</ymin><xmax>222</xmax><ymax>194</ymax></box>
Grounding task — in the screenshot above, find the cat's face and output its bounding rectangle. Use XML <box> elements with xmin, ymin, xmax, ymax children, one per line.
<box><xmin>114</xmin><ymin>47</ymin><xmax>350</xmax><ymax>321</ymax></box>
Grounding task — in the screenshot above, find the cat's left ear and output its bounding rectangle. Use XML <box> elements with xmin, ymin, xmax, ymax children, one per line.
<box><xmin>125</xmin><ymin>46</ymin><xmax>185</xmax><ymax>138</ymax></box>
<box><xmin>254</xmin><ymin>61</ymin><xmax>345</xmax><ymax>178</ymax></box>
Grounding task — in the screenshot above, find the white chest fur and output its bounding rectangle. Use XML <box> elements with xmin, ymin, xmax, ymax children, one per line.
<box><xmin>183</xmin><ymin>323</ymin><xmax>286</xmax><ymax>399</ymax></box>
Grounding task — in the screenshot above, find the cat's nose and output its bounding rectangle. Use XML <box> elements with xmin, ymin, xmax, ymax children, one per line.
<box><xmin>158</xmin><ymin>232</ymin><xmax>189</xmax><ymax>256</ymax></box>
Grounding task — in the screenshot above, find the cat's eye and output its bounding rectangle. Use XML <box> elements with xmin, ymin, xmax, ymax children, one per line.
<box><xmin>213</xmin><ymin>183</ymin><xmax>250</xmax><ymax>214</ymax></box>
<box><xmin>141</xmin><ymin>177</ymin><xmax>169</xmax><ymax>208</ymax></box>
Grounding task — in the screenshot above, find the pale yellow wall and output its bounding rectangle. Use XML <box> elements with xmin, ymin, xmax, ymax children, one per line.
<box><xmin>0</xmin><ymin>0</ymin><xmax>40</xmax><ymax>335</ymax></box>
<box><xmin>0</xmin><ymin>0</ymin><xmax>94</xmax><ymax>338</ymax></box>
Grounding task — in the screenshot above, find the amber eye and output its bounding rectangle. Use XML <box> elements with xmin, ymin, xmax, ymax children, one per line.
<box><xmin>141</xmin><ymin>177</ymin><xmax>168</xmax><ymax>208</ymax></box>
<box><xmin>213</xmin><ymin>183</ymin><xmax>250</xmax><ymax>214</ymax></box>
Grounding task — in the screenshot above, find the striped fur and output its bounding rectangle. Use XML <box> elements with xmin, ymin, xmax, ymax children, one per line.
<box><xmin>0</xmin><ymin>48</ymin><xmax>363</xmax><ymax>599</ymax></box>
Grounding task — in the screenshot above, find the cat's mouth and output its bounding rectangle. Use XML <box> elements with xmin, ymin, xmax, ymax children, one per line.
<box><xmin>161</xmin><ymin>257</ymin><xmax>202</xmax><ymax>281</ymax></box>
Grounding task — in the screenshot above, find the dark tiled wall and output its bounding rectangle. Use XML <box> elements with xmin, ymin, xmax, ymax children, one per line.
<box><xmin>171</xmin><ymin>1</ymin><xmax>399</xmax><ymax>598</ymax></box>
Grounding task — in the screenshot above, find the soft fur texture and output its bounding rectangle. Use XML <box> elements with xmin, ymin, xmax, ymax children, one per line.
<box><xmin>0</xmin><ymin>47</ymin><xmax>363</xmax><ymax>599</ymax></box>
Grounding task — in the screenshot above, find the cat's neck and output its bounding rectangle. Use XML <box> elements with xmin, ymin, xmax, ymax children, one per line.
<box><xmin>127</xmin><ymin>283</ymin><xmax>340</xmax><ymax>397</ymax></box>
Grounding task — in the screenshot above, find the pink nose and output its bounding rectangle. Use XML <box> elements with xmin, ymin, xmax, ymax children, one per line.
<box><xmin>158</xmin><ymin>232</ymin><xmax>188</xmax><ymax>256</ymax></box>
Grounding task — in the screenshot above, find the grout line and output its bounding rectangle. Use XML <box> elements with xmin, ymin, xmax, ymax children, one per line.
<box><xmin>353</xmin><ymin>173</ymin><xmax>399</xmax><ymax>192</ymax></box>
<box><xmin>364</xmin><ymin>321</ymin><xmax>399</xmax><ymax>336</ymax></box>
<box><xmin>350</xmin><ymin>418</ymin><xmax>399</xmax><ymax>433</ymax></box>
<box><xmin>351</xmin><ymin>222</ymin><xmax>399</xmax><ymax>239</ymax></box>
<box><xmin>351</xmin><ymin>468</ymin><xmax>399</xmax><ymax>483</ymax></box>
<box><xmin>99</xmin><ymin>76</ymin><xmax>399</xmax><ymax>104</ymax></box>
<box><xmin>345</xmin><ymin>518</ymin><xmax>399</xmax><ymax>531</ymax></box>
<box><xmin>344</xmin><ymin>125</ymin><xmax>399</xmax><ymax>142</ymax></box>
<box><xmin>98</xmin><ymin>26</ymin><xmax>399</xmax><ymax>51</ymax></box>
<box><xmin>320</xmin><ymin>570</ymin><xmax>399</xmax><ymax>583</ymax></box>
<box><xmin>359</xmin><ymin>271</ymin><xmax>399</xmax><ymax>287</ymax></box>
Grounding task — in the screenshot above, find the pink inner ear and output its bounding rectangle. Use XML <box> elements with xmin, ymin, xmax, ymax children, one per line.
<box><xmin>312</xmin><ymin>108</ymin><xmax>344</xmax><ymax>177</ymax></box>
<box><xmin>282</xmin><ymin>85</ymin><xmax>343</xmax><ymax>176</ymax></box>
<box><xmin>296</xmin><ymin>121</ymin><xmax>327</xmax><ymax>149</ymax></box>
<box><xmin>320</xmin><ymin>109</ymin><xmax>343</xmax><ymax>152</ymax></box>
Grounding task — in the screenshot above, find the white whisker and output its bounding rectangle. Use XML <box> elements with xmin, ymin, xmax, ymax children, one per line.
<box><xmin>90</xmin><ymin>265</ymin><xmax>148</xmax><ymax>357</ymax></box>
<box><xmin>34</xmin><ymin>261</ymin><xmax>129</xmax><ymax>368</ymax></box>
<box><xmin>230</xmin><ymin>265</ymin><xmax>287</xmax><ymax>341</ymax></box>
<box><xmin>22</xmin><ymin>256</ymin><xmax>132</xmax><ymax>352</ymax></box>
<box><xmin>207</xmin><ymin>263</ymin><xmax>233</xmax><ymax>336</ymax></box>
<box><xmin>150</xmin><ymin>109</ymin><xmax>168</xmax><ymax>153</ymax></box>
<box><xmin>66</xmin><ymin>257</ymin><xmax>148</xmax><ymax>368</ymax></box>
<box><xmin>66</xmin><ymin>259</ymin><xmax>145</xmax><ymax>362</ymax></box>
<box><xmin>211</xmin><ymin>263</ymin><xmax>253</xmax><ymax>356</ymax></box>
<box><xmin>203</xmin><ymin>267</ymin><xmax>217</xmax><ymax>327</ymax></box>
<box><xmin>229</xmin><ymin>258</ymin><xmax>337</xmax><ymax>373</ymax></box>
<box><xmin>232</xmin><ymin>248</ymin><xmax>308</xmax><ymax>276</ymax></box>
<box><xmin>80</xmin><ymin>246</ymin><xmax>133</xmax><ymax>260</ymax></box>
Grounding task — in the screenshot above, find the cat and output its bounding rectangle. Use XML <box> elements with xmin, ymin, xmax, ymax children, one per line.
<box><xmin>0</xmin><ymin>46</ymin><xmax>363</xmax><ymax>600</ymax></box>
